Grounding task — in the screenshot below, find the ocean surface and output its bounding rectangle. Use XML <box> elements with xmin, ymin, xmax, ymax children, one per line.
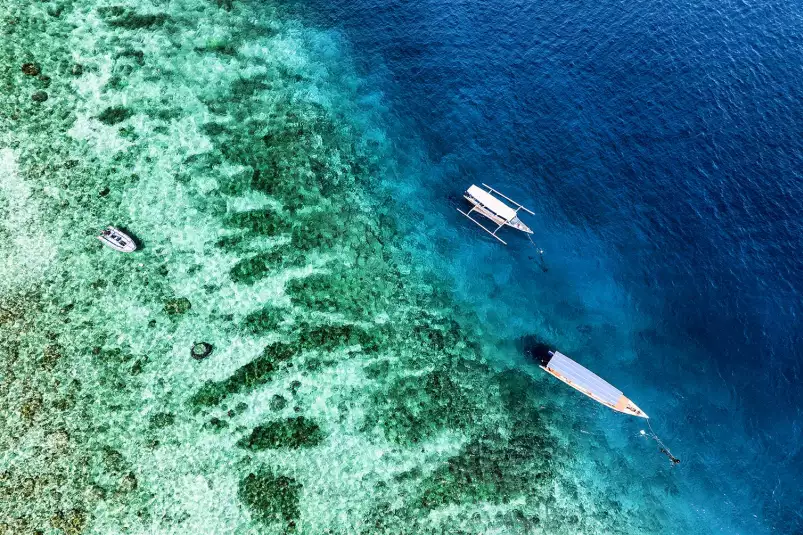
<box><xmin>0</xmin><ymin>0</ymin><xmax>801</xmax><ymax>533</ymax></box>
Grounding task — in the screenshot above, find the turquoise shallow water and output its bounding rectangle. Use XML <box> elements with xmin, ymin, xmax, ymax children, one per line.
<box><xmin>1</xmin><ymin>0</ymin><xmax>799</xmax><ymax>534</ymax></box>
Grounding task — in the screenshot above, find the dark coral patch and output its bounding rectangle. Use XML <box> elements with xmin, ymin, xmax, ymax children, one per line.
<box><xmin>21</xmin><ymin>63</ymin><xmax>41</xmax><ymax>76</ymax></box>
<box><xmin>97</xmin><ymin>106</ymin><xmax>133</xmax><ymax>125</ymax></box>
<box><xmin>229</xmin><ymin>249</ymin><xmax>305</xmax><ymax>284</ymax></box>
<box><xmin>296</xmin><ymin>322</ymin><xmax>383</xmax><ymax>354</ymax></box>
<box><xmin>149</xmin><ymin>412</ymin><xmax>175</xmax><ymax>429</ymax></box>
<box><xmin>188</xmin><ymin>343</ymin><xmax>295</xmax><ymax>409</ymax></box>
<box><xmin>239</xmin><ymin>470</ymin><xmax>301</xmax><ymax>526</ymax></box>
<box><xmin>285</xmin><ymin>271</ymin><xmax>395</xmax><ymax>317</ymax></box>
<box><xmin>237</xmin><ymin>416</ymin><xmax>324</xmax><ymax>450</ymax></box>
<box><xmin>368</xmin><ymin>370</ymin><xmax>477</xmax><ymax>444</ymax></box>
<box><xmin>163</xmin><ymin>297</ymin><xmax>191</xmax><ymax>316</ymax></box>
<box><xmin>418</xmin><ymin>429</ymin><xmax>555</xmax><ymax>509</ymax></box>
<box><xmin>242</xmin><ymin>306</ymin><xmax>282</xmax><ymax>334</ymax></box>
<box><xmin>98</xmin><ymin>7</ymin><xmax>169</xmax><ymax>29</ymax></box>
<box><xmin>224</xmin><ymin>210</ymin><xmax>285</xmax><ymax>236</ymax></box>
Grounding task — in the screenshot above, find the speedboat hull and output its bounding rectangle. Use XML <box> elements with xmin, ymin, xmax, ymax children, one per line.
<box><xmin>98</xmin><ymin>226</ymin><xmax>137</xmax><ymax>253</ymax></box>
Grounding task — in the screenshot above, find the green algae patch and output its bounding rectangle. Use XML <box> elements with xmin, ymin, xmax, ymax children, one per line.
<box><xmin>97</xmin><ymin>106</ymin><xmax>133</xmax><ymax>125</ymax></box>
<box><xmin>239</xmin><ymin>470</ymin><xmax>301</xmax><ymax>527</ymax></box>
<box><xmin>189</xmin><ymin>343</ymin><xmax>296</xmax><ymax>409</ymax></box>
<box><xmin>237</xmin><ymin>416</ymin><xmax>324</xmax><ymax>450</ymax></box>
<box><xmin>368</xmin><ymin>370</ymin><xmax>478</xmax><ymax>444</ymax></box>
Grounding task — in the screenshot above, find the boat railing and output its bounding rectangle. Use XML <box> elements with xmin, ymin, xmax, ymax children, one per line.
<box><xmin>481</xmin><ymin>183</ymin><xmax>535</xmax><ymax>215</ymax></box>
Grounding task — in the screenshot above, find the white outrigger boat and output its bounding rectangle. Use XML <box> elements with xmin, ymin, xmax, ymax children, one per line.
<box><xmin>538</xmin><ymin>349</ymin><xmax>648</xmax><ymax>418</ymax></box>
<box><xmin>97</xmin><ymin>226</ymin><xmax>137</xmax><ymax>253</ymax></box>
<box><xmin>457</xmin><ymin>183</ymin><xmax>534</xmax><ymax>245</ymax></box>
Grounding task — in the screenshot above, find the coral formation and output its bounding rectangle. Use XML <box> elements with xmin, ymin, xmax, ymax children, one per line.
<box><xmin>237</xmin><ymin>416</ymin><xmax>324</xmax><ymax>450</ymax></box>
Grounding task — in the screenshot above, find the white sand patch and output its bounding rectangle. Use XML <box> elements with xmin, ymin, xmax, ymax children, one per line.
<box><xmin>0</xmin><ymin>148</ymin><xmax>57</xmax><ymax>296</ymax></box>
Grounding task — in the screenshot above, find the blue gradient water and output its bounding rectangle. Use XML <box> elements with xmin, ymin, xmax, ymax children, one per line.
<box><xmin>280</xmin><ymin>0</ymin><xmax>802</xmax><ymax>533</ymax></box>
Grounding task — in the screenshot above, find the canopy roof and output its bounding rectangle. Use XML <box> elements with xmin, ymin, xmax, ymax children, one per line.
<box><xmin>547</xmin><ymin>351</ymin><xmax>623</xmax><ymax>406</ymax></box>
<box><xmin>467</xmin><ymin>185</ymin><xmax>517</xmax><ymax>221</ymax></box>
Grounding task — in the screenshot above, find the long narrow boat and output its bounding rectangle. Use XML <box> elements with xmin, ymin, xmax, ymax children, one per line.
<box><xmin>538</xmin><ymin>349</ymin><xmax>648</xmax><ymax>418</ymax></box>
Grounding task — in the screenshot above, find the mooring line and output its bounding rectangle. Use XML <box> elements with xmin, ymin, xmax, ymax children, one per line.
<box><xmin>643</xmin><ymin>419</ymin><xmax>681</xmax><ymax>465</ymax></box>
<box><xmin>527</xmin><ymin>235</ymin><xmax>548</xmax><ymax>272</ymax></box>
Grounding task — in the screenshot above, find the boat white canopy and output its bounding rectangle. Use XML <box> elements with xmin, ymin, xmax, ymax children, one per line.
<box><xmin>457</xmin><ymin>183</ymin><xmax>534</xmax><ymax>245</ymax></box>
<box><xmin>466</xmin><ymin>185</ymin><xmax>517</xmax><ymax>220</ymax></box>
<box><xmin>541</xmin><ymin>350</ymin><xmax>648</xmax><ymax>418</ymax></box>
<box><xmin>547</xmin><ymin>351</ymin><xmax>622</xmax><ymax>406</ymax></box>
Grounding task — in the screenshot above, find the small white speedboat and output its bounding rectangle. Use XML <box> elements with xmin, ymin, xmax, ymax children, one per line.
<box><xmin>98</xmin><ymin>226</ymin><xmax>137</xmax><ymax>253</ymax></box>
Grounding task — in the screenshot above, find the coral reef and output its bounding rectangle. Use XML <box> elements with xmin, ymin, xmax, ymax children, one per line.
<box><xmin>0</xmin><ymin>0</ymin><xmax>685</xmax><ymax>533</ymax></box>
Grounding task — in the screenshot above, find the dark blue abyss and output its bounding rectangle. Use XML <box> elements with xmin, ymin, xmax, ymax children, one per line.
<box><xmin>277</xmin><ymin>0</ymin><xmax>803</xmax><ymax>532</ymax></box>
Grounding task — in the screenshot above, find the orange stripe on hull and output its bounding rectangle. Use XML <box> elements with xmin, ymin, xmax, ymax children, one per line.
<box><xmin>541</xmin><ymin>365</ymin><xmax>648</xmax><ymax>419</ymax></box>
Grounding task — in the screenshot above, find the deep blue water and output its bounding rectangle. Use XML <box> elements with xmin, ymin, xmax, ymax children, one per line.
<box><xmin>280</xmin><ymin>0</ymin><xmax>803</xmax><ymax>532</ymax></box>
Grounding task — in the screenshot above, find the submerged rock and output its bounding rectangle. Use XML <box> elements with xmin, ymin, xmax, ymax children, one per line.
<box><xmin>31</xmin><ymin>91</ymin><xmax>48</xmax><ymax>103</ymax></box>
<box><xmin>190</xmin><ymin>342</ymin><xmax>213</xmax><ymax>360</ymax></box>
<box><xmin>21</xmin><ymin>63</ymin><xmax>40</xmax><ymax>76</ymax></box>
<box><xmin>269</xmin><ymin>394</ymin><xmax>287</xmax><ymax>411</ymax></box>
<box><xmin>163</xmin><ymin>297</ymin><xmax>191</xmax><ymax>316</ymax></box>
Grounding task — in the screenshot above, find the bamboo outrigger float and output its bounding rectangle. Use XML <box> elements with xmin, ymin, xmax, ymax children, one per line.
<box><xmin>458</xmin><ymin>183</ymin><xmax>534</xmax><ymax>245</ymax></box>
<box><xmin>538</xmin><ymin>349</ymin><xmax>648</xmax><ymax>418</ymax></box>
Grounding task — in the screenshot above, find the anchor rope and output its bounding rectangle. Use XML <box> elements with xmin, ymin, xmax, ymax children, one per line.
<box><xmin>526</xmin><ymin>235</ymin><xmax>548</xmax><ymax>272</ymax></box>
<box><xmin>644</xmin><ymin>419</ymin><xmax>679</xmax><ymax>463</ymax></box>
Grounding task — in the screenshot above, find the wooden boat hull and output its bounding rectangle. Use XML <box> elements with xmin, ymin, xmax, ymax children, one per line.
<box><xmin>539</xmin><ymin>350</ymin><xmax>648</xmax><ymax>419</ymax></box>
<box><xmin>541</xmin><ymin>365</ymin><xmax>648</xmax><ymax>418</ymax></box>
